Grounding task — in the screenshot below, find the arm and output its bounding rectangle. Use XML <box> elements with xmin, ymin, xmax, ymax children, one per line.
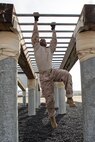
<box><xmin>32</xmin><ymin>12</ymin><xmax>39</xmax><ymax>47</ymax></box>
<box><xmin>50</xmin><ymin>22</ymin><xmax>57</xmax><ymax>53</ymax></box>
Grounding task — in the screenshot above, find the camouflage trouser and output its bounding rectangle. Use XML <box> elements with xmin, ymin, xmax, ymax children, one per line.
<box><xmin>40</xmin><ymin>68</ymin><xmax>73</xmax><ymax>117</ymax></box>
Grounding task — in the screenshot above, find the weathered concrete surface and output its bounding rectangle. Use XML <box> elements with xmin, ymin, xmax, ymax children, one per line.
<box><xmin>23</xmin><ymin>91</ymin><xmax>26</xmax><ymax>106</ymax></box>
<box><xmin>0</xmin><ymin>58</ymin><xmax>18</xmax><ymax>142</ymax></box>
<box><xmin>81</xmin><ymin>57</ymin><xmax>95</xmax><ymax>142</ymax></box>
<box><xmin>28</xmin><ymin>89</ymin><xmax>36</xmax><ymax>116</ymax></box>
<box><xmin>54</xmin><ymin>84</ymin><xmax>59</xmax><ymax>109</ymax></box>
<box><xmin>58</xmin><ymin>87</ymin><xmax>66</xmax><ymax>114</ymax></box>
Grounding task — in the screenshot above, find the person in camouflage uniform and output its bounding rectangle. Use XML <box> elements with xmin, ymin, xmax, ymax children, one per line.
<box><xmin>32</xmin><ymin>12</ymin><xmax>76</xmax><ymax>128</ymax></box>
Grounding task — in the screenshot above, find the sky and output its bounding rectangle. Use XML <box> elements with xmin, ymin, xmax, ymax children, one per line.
<box><xmin>0</xmin><ymin>0</ymin><xmax>95</xmax><ymax>91</ymax></box>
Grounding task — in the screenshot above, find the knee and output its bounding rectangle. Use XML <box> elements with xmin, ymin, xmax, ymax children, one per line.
<box><xmin>62</xmin><ymin>70</ymin><xmax>72</xmax><ymax>81</ymax></box>
<box><xmin>64</xmin><ymin>70</ymin><xmax>71</xmax><ymax>77</ymax></box>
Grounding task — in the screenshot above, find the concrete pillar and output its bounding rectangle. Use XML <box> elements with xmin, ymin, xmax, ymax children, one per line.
<box><xmin>0</xmin><ymin>32</ymin><xmax>20</xmax><ymax>142</ymax></box>
<box><xmin>57</xmin><ymin>82</ymin><xmax>66</xmax><ymax>114</ymax></box>
<box><xmin>76</xmin><ymin>31</ymin><xmax>95</xmax><ymax>142</ymax></box>
<box><xmin>38</xmin><ymin>90</ymin><xmax>41</xmax><ymax>107</ymax></box>
<box><xmin>0</xmin><ymin>58</ymin><xmax>18</xmax><ymax>142</ymax></box>
<box><xmin>28</xmin><ymin>79</ymin><xmax>36</xmax><ymax>116</ymax></box>
<box><xmin>54</xmin><ymin>82</ymin><xmax>59</xmax><ymax>109</ymax></box>
<box><xmin>23</xmin><ymin>90</ymin><xmax>26</xmax><ymax>106</ymax></box>
<box><xmin>36</xmin><ymin>88</ymin><xmax>40</xmax><ymax>109</ymax></box>
<box><xmin>35</xmin><ymin>79</ymin><xmax>40</xmax><ymax>109</ymax></box>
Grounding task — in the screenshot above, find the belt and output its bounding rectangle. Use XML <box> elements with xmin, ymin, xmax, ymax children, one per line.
<box><xmin>39</xmin><ymin>68</ymin><xmax>52</xmax><ymax>74</ymax></box>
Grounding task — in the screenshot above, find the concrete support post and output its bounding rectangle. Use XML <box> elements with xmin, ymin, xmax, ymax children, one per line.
<box><xmin>35</xmin><ymin>79</ymin><xmax>40</xmax><ymax>109</ymax></box>
<box><xmin>23</xmin><ymin>90</ymin><xmax>26</xmax><ymax>106</ymax></box>
<box><xmin>57</xmin><ymin>82</ymin><xmax>66</xmax><ymax>114</ymax></box>
<box><xmin>0</xmin><ymin>32</ymin><xmax>20</xmax><ymax>142</ymax></box>
<box><xmin>38</xmin><ymin>90</ymin><xmax>41</xmax><ymax>107</ymax></box>
<box><xmin>28</xmin><ymin>79</ymin><xmax>36</xmax><ymax>116</ymax></box>
<box><xmin>76</xmin><ymin>31</ymin><xmax>95</xmax><ymax>142</ymax></box>
<box><xmin>54</xmin><ymin>82</ymin><xmax>59</xmax><ymax>109</ymax></box>
<box><xmin>0</xmin><ymin>58</ymin><xmax>18</xmax><ymax>142</ymax></box>
<box><xmin>36</xmin><ymin>89</ymin><xmax>40</xmax><ymax>109</ymax></box>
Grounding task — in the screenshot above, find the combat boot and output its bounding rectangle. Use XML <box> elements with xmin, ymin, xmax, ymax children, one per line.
<box><xmin>50</xmin><ymin>116</ymin><xmax>58</xmax><ymax>128</ymax></box>
<box><xmin>67</xmin><ymin>97</ymin><xmax>76</xmax><ymax>107</ymax></box>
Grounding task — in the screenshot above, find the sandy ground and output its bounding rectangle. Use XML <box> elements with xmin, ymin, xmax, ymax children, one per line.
<box><xmin>17</xmin><ymin>95</ymin><xmax>82</xmax><ymax>104</ymax></box>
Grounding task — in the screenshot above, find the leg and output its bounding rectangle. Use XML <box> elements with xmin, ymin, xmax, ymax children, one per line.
<box><xmin>52</xmin><ymin>69</ymin><xmax>76</xmax><ymax>107</ymax></box>
<box><xmin>40</xmin><ymin>79</ymin><xmax>55</xmax><ymax>117</ymax></box>
<box><xmin>40</xmin><ymin>74</ymin><xmax>58</xmax><ymax>128</ymax></box>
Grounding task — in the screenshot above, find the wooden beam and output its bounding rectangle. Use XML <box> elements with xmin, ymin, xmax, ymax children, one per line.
<box><xmin>60</xmin><ymin>36</ymin><xmax>78</xmax><ymax>71</ymax></box>
<box><xmin>18</xmin><ymin>46</ymin><xmax>35</xmax><ymax>79</ymax></box>
<box><xmin>25</xmin><ymin>42</ymin><xmax>69</xmax><ymax>44</ymax></box>
<box><xmin>18</xmin><ymin>78</ymin><xmax>26</xmax><ymax>91</ymax></box>
<box><xmin>60</xmin><ymin>4</ymin><xmax>95</xmax><ymax>71</ymax></box>
<box><xmin>23</xmin><ymin>36</ymin><xmax>72</xmax><ymax>39</ymax></box>
<box><xmin>16</xmin><ymin>13</ymin><xmax>79</xmax><ymax>17</ymax></box>
<box><xmin>0</xmin><ymin>3</ymin><xmax>13</xmax><ymax>30</ymax></box>
<box><xmin>19</xmin><ymin>22</ymin><xmax>77</xmax><ymax>26</ymax></box>
<box><xmin>74</xmin><ymin>4</ymin><xmax>95</xmax><ymax>36</ymax></box>
<box><xmin>0</xmin><ymin>3</ymin><xmax>18</xmax><ymax>32</ymax></box>
<box><xmin>21</xmin><ymin>30</ymin><xmax>74</xmax><ymax>33</ymax></box>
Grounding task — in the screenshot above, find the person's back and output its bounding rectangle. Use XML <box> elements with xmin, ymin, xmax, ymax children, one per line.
<box><xmin>34</xmin><ymin>43</ymin><xmax>52</xmax><ymax>72</ymax></box>
<box><xmin>31</xmin><ymin>12</ymin><xmax>57</xmax><ymax>73</ymax></box>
